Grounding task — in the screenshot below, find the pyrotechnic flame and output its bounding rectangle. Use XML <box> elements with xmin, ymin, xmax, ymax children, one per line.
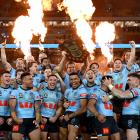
<box><xmin>75</xmin><ymin>19</ymin><xmax>96</xmax><ymax>53</ymax></box>
<box><xmin>42</xmin><ymin>0</ymin><xmax>53</xmax><ymax>11</ymax></box>
<box><xmin>90</xmin><ymin>54</ymin><xmax>94</xmax><ymax>60</ymax></box>
<box><xmin>95</xmin><ymin>22</ymin><xmax>115</xmax><ymax>62</ymax></box>
<box><xmin>58</xmin><ymin>0</ymin><xmax>95</xmax><ymax>21</ymax></box>
<box><xmin>12</xmin><ymin>16</ymin><xmax>32</xmax><ymax>59</ymax></box>
<box><xmin>12</xmin><ymin>0</ymin><xmax>47</xmax><ymax>59</ymax></box>
<box><xmin>28</xmin><ymin>0</ymin><xmax>47</xmax><ymax>41</ymax></box>
<box><xmin>14</xmin><ymin>0</ymin><xmax>22</xmax><ymax>2</ymax></box>
<box><xmin>58</xmin><ymin>0</ymin><xmax>96</xmax><ymax>57</ymax></box>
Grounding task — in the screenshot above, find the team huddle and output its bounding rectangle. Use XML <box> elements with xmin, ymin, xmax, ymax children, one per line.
<box><xmin>0</xmin><ymin>41</ymin><xmax>140</xmax><ymax>140</ymax></box>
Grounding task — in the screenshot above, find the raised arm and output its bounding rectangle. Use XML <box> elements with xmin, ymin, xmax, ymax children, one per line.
<box><xmin>80</xmin><ymin>57</ymin><xmax>88</xmax><ymax>75</ymax></box>
<box><xmin>54</xmin><ymin>51</ymin><xmax>67</xmax><ymax>73</ymax></box>
<box><xmin>127</xmin><ymin>41</ymin><xmax>136</xmax><ymax>70</ymax></box>
<box><xmin>1</xmin><ymin>42</ymin><xmax>12</xmax><ymax>71</ymax></box>
<box><xmin>55</xmin><ymin>72</ymin><xmax>66</xmax><ymax>93</ymax></box>
<box><xmin>103</xmin><ymin>78</ymin><xmax>134</xmax><ymax>99</ymax></box>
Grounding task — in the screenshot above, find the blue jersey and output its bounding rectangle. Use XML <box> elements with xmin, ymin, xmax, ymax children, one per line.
<box><xmin>10</xmin><ymin>67</ymin><xmax>16</xmax><ymax>79</ymax></box>
<box><xmin>64</xmin><ymin>71</ymin><xmax>83</xmax><ymax>89</ymax></box>
<box><xmin>122</xmin><ymin>88</ymin><xmax>140</xmax><ymax>115</ymax></box>
<box><xmin>33</xmin><ymin>74</ymin><xmax>44</xmax><ymax>88</ymax></box>
<box><xmin>64</xmin><ymin>85</ymin><xmax>87</xmax><ymax>112</ymax></box>
<box><xmin>84</xmin><ymin>83</ymin><xmax>99</xmax><ymax>116</ymax></box>
<box><xmin>63</xmin><ymin>73</ymin><xmax>71</xmax><ymax>89</ymax></box>
<box><xmin>95</xmin><ymin>73</ymin><xmax>102</xmax><ymax>86</ymax></box>
<box><xmin>108</xmin><ymin>66</ymin><xmax>130</xmax><ymax>91</ymax></box>
<box><xmin>131</xmin><ymin>64</ymin><xmax>139</xmax><ymax>73</ymax></box>
<box><xmin>40</xmin><ymin>81</ymin><xmax>61</xmax><ymax>92</ymax></box>
<box><xmin>40</xmin><ymin>87</ymin><xmax>62</xmax><ymax>118</ymax></box>
<box><xmin>123</xmin><ymin>63</ymin><xmax>139</xmax><ymax>73</ymax></box>
<box><xmin>0</xmin><ymin>86</ymin><xmax>13</xmax><ymax>116</ymax></box>
<box><xmin>89</xmin><ymin>88</ymin><xmax>114</xmax><ymax>116</ymax></box>
<box><xmin>10</xmin><ymin>86</ymin><xmax>41</xmax><ymax>118</ymax></box>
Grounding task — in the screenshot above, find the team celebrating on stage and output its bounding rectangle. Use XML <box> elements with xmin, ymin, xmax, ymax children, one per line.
<box><xmin>0</xmin><ymin>41</ymin><xmax>140</xmax><ymax>140</ymax></box>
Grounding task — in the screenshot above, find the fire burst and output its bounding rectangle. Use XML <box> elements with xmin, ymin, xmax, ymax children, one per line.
<box><xmin>12</xmin><ymin>0</ymin><xmax>47</xmax><ymax>59</ymax></box>
<box><xmin>95</xmin><ymin>22</ymin><xmax>115</xmax><ymax>62</ymax></box>
<box><xmin>58</xmin><ymin>0</ymin><xmax>96</xmax><ymax>59</ymax></box>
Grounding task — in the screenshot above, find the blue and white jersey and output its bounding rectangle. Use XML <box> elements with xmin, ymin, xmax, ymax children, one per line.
<box><xmin>123</xmin><ymin>63</ymin><xmax>139</xmax><ymax>73</ymax></box>
<box><xmin>40</xmin><ymin>81</ymin><xmax>48</xmax><ymax>89</ymax></box>
<box><xmin>84</xmin><ymin>83</ymin><xmax>99</xmax><ymax>116</ymax></box>
<box><xmin>63</xmin><ymin>73</ymin><xmax>71</xmax><ymax>89</ymax></box>
<box><xmin>95</xmin><ymin>73</ymin><xmax>102</xmax><ymax>86</ymax></box>
<box><xmin>122</xmin><ymin>88</ymin><xmax>140</xmax><ymax>115</ymax></box>
<box><xmin>0</xmin><ymin>86</ymin><xmax>13</xmax><ymax>116</ymax></box>
<box><xmin>108</xmin><ymin>66</ymin><xmax>130</xmax><ymax>91</ymax></box>
<box><xmin>33</xmin><ymin>74</ymin><xmax>44</xmax><ymax>88</ymax></box>
<box><xmin>64</xmin><ymin>85</ymin><xmax>87</xmax><ymax>112</ymax></box>
<box><xmin>89</xmin><ymin>88</ymin><xmax>114</xmax><ymax>116</ymax></box>
<box><xmin>40</xmin><ymin>87</ymin><xmax>62</xmax><ymax>118</ymax></box>
<box><xmin>64</xmin><ymin>71</ymin><xmax>83</xmax><ymax>89</ymax></box>
<box><xmin>40</xmin><ymin>81</ymin><xmax>61</xmax><ymax>92</ymax></box>
<box><xmin>83</xmin><ymin>82</ymin><xmax>100</xmax><ymax>99</ymax></box>
<box><xmin>10</xmin><ymin>86</ymin><xmax>41</xmax><ymax>118</ymax></box>
<box><xmin>131</xmin><ymin>64</ymin><xmax>139</xmax><ymax>73</ymax></box>
<box><xmin>10</xmin><ymin>67</ymin><xmax>16</xmax><ymax>79</ymax></box>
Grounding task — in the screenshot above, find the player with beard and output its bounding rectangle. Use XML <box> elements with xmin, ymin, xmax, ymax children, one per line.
<box><xmin>81</xmin><ymin>69</ymin><xmax>100</xmax><ymax>140</ymax></box>
<box><xmin>88</xmin><ymin>76</ymin><xmax>120</xmax><ymax>140</ymax></box>
<box><xmin>103</xmin><ymin>73</ymin><xmax>140</xmax><ymax>140</ymax></box>
<box><xmin>59</xmin><ymin>72</ymin><xmax>87</xmax><ymax>140</ymax></box>
<box><xmin>89</xmin><ymin>62</ymin><xmax>102</xmax><ymax>86</ymax></box>
<box><xmin>9</xmin><ymin>72</ymin><xmax>41</xmax><ymax>140</ymax></box>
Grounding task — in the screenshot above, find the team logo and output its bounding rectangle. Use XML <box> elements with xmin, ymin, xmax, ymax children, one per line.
<box><xmin>12</xmin><ymin>125</ymin><xmax>19</xmax><ymax>132</ymax></box>
<box><xmin>30</xmin><ymin>92</ymin><xmax>34</xmax><ymax>99</ymax></box>
<box><xmin>103</xmin><ymin>128</ymin><xmax>110</xmax><ymax>134</ymax></box>
<box><xmin>0</xmin><ymin>91</ymin><xmax>2</xmax><ymax>96</ymax></box>
<box><xmin>19</xmin><ymin>93</ymin><xmax>23</xmax><ymax>98</ymax></box>
<box><xmin>44</xmin><ymin>93</ymin><xmax>48</xmax><ymax>98</ymax></box>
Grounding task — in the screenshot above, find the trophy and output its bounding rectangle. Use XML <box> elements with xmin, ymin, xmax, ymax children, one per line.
<box><xmin>59</xmin><ymin>38</ymin><xmax>89</xmax><ymax>63</ymax></box>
